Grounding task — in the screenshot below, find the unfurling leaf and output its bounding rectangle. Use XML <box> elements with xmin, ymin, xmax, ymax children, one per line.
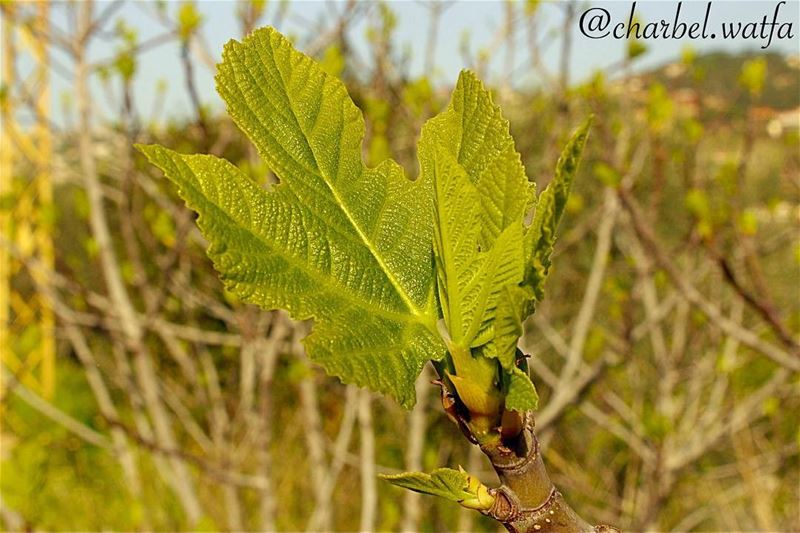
<box><xmin>420</xmin><ymin>70</ymin><xmax>532</xmax><ymax>251</ymax></box>
<box><xmin>427</xmin><ymin>143</ymin><xmax>524</xmax><ymax>348</ymax></box>
<box><xmin>420</xmin><ymin>70</ymin><xmax>546</xmax><ymax>420</ymax></box>
<box><xmin>379</xmin><ymin>467</ymin><xmax>495</xmax><ymax>511</ymax></box>
<box><xmin>524</xmin><ymin>118</ymin><xmax>592</xmax><ymax>301</ymax></box>
<box><xmin>506</xmin><ymin>366</ymin><xmax>539</xmax><ymax>412</ymax></box>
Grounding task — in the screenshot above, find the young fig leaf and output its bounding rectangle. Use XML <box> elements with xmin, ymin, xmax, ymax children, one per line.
<box><xmin>506</xmin><ymin>366</ymin><xmax>539</xmax><ymax>412</ymax></box>
<box><xmin>379</xmin><ymin>467</ymin><xmax>495</xmax><ymax>511</ymax></box>
<box><xmin>138</xmin><ymin>27</ymin><xmax>445</xmax><ymax>408</ymax></box>
<box><xmin>524</xmin><ymin>118</ymin><xmax>592</xmax><ymax>301</ymax></box>
<box><xmin>420</xmin><ymin>70</ymin><xmax>532</xmax><ymax>250</ymax></box>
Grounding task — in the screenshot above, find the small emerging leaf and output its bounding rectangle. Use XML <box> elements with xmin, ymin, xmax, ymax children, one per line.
<box><xmin>380</xmin><ymin>467</ymin><xmax>495</xmax><ymax>511</ymax></box>
<box><xmin>506</xmin><ymin>366</ymin><xmax>539</xmax><ymax>412</ymax></box>
<box><xmin>524</xmin><ymin>117</ymin><xmax>592</xmax><ymax>301</ymax></box>
<box><xmin>483</xmin><ymin>284</ymin><xmax>533</xmax><ymax>370</ymax></box>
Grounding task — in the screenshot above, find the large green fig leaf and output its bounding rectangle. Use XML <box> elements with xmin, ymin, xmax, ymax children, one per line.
<box><xmin>138</xmin><ymin>27</ymin><xmax>444</xmax><ymax>408</ymax></box>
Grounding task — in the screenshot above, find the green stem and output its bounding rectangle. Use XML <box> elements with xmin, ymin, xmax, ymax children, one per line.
<box><xmin>446</xmin><ymin>343</ymin><xmax>503</xmax><ymax>438</ymax></box>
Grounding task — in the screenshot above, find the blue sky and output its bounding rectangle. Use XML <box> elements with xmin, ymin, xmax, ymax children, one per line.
<box><xmin>15</xmin><ymin>1</ymin><xmax>800</xmax><ymax>126</ymax></box>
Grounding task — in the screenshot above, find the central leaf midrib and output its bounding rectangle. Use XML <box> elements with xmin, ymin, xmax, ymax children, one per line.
<box><xmin>179</xmin><ymin>168</ymin><xmax>422</xmax><ymax>326</ymax></box>
<box><xmin>263</xmin><ymin>39</ymin><xmax>430</xmax><ymax>322</ymax></box>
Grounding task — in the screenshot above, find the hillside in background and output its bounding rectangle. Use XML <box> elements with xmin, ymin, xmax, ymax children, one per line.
<box><xmin>643</xmin><ymin>51</ymin><xmax>800</xmax><ymax>113</ymax></box>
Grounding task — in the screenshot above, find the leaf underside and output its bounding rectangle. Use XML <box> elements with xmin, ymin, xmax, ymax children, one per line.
<box><xmin>138</xmin><ymin>27</ymin><xmax>445</xmax><ymax>408</ymax></box>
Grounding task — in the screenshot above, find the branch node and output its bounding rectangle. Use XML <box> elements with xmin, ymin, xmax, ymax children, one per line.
<box><xmin>593</xmin><ymin>525</ymin><xmax>621</xmax><ymax>533</ymax></box>
<box><xmin>485</xmin><ymin>486</ymin><xmax>521</xmax><ymax>523</ymax></box>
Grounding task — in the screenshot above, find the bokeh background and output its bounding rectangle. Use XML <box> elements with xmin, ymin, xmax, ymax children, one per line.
<box><xmin>1</xmin><ymin>1</ymin><xmax>798</xmax><ymax>531</ymax></box>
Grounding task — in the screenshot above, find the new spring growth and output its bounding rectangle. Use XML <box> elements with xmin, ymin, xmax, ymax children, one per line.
<box><xmin>457</xmin><ymin>466</ymin><xmax>496</xmax><ymax>511</ymax></box>
<box><xmin>379</xmin><ymin>466</ymin><xmax>495</xmax><ymax>512</ymax></box>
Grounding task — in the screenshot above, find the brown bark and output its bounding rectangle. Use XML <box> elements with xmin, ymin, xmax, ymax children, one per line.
<box><xmin>478</xmin><ymin>413</ymin><xmax>619</xmax><ymax>533</ymax></box>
